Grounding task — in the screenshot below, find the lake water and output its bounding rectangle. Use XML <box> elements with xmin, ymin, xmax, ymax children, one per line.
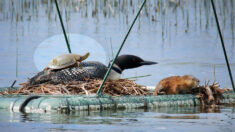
<box><xmin>0</xmin><ymin>0</ymin><xmax>235</xmax><ymax>131</ymax></box>
<box><xmin>0</xmin><ymin>106</ymin><xmax>235</xmax><ymax>132</ymax></box>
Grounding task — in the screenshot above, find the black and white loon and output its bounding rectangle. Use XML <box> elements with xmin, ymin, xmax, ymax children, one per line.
<box><xmin>29</xmin><ymin>54</ymin><xmax>157</xmax><ymax>85</ymax></box>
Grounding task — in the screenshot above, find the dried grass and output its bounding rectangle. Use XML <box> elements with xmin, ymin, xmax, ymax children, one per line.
<box><xmin>192</xmin><ymin>81</ymin><xmax>232</xmax><ymax>107</ymax></box>
<box><xmin>1</xmin><ymin>79</ymin><xmax>151</xmax><ymax>96</ymax></box>
<box><xmin>0</xmin><ymin>79</ymin><xmax>232</xmax><ymax>108</ymax></box>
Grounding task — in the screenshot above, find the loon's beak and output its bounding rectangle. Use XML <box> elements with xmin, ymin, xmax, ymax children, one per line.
<box><xmin>140</xmin><ymin>60</ymin><xmax>158</xmax><ymax>65</ymax></box>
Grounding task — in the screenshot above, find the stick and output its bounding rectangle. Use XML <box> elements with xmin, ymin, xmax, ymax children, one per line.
<box><xmin>124</xmin><ymin>74</ymin><xmax>151</xmax><ymax>80</ymax></box>
<box><xmin>10</xmin><ymin>80</ymin><xmax>17</xmax><ymax>88</ymax></box>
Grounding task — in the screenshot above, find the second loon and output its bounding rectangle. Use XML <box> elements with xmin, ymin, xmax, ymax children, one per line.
<box><xmin>29</xmin><ymin>54</ymin><xmax>157</xmax><ymax>85</ymax></box>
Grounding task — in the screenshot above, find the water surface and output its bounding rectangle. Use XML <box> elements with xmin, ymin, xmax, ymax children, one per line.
<box><xmin>0</xmin><ymin>106</ymin><xmax>234</xmax><ymax>132</ymax></box>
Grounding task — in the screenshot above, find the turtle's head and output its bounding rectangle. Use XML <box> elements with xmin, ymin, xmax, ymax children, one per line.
<box><xmin>74</xmin><ymin>52</ymin><xmax>90</xmax><ymax>62</ymax></box>
<box><xmin>81</xmin><ymin>52</ymin><xmax>90</xmax><ymax>61</ymax></box>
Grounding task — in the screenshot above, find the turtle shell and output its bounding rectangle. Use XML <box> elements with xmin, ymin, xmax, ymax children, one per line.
<box><xmin>47</xmin><ymin>54</ymin><xmax>80</xmax><ymax>70</ymax></box>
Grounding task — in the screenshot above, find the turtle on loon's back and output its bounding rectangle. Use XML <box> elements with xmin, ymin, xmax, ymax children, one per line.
<box><xmin>29</xmin><ymin>55</ymin><xmax>158</xmax><ymax>85</ymax></box>
<box><xmin>45</xmin><ymin>52</ymin><xmax>89</xmax><ymax>70</ymax></box>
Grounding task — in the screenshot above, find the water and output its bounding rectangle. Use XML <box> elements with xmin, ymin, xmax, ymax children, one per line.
<box><xmin>0</xmin><ymin>106</ymin><xmax>234</xmax><ymax>132</ymax></box>
<box><xmin>0</xmin><ymin>0</ymin><xmax>235</xmax><ymax>131</ymax></box>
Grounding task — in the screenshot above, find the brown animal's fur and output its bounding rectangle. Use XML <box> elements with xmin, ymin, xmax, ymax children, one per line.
<box><xmin>153</xmin><ymin>75</ymin><xmax>200</xmax><ymax>95</ymax></box>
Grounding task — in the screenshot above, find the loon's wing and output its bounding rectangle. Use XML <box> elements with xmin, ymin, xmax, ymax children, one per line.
<box><xmin>29</xmin><ymin>61</ymin><xmax>107</xmax><ymax>85</ymax></box>
<box><xmin>50</xmin><ymin>62</ymin><xmax>107</xmax><ymax>83</ymax></box>
<box><xmin>28</xmin><ymin>70</ymin><xmax>51</xmax><ymax>85</ymax></box>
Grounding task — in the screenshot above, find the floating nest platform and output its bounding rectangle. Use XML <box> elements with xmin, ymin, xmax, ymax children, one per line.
<box><xmin>0</xmin><ymin>79</ymin><xmax>234</xmax><ymax>113</ymax></box>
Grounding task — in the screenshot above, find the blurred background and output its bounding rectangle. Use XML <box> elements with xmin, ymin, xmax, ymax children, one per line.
<box><xmin>0</xmin><ymin>0</ymin><xmax>234</xmax><ymax>88</ymax></box>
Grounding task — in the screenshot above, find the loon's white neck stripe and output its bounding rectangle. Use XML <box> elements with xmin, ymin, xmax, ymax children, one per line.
<box><xmin>111</xmin><ymin>64</ymin><xmax>122</xmax><ymax>74</ymax></box>
<box><xmin>107</xmin><ymin>63</ymin><xmax>122</xmax><ymax>80</ymax></box>
<box><xmin>108</xmin><ymin>69</ymin><xmax>121</xmax><ymax>80</ymax></box>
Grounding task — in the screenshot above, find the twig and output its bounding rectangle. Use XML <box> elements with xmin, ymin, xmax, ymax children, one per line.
<box><xmin>62</xmin><ymin>85</ymin><xmax>71</xmax><ymax>94</ymax></box>
<box><xmin>132</xmin><ymin>86</ymin><xmax>139</xmax><ymax>95</ymax></box>
<box><xmin>80</xmin><ymin>84</ymin><xmax>89</xmax><ymax>96</ymax></box>
<box><xmin>124</xmin><ymin>74</ymin><xmax>151</xmax><ymax>80</ymax></box>
<box><xmin>213</xmin><ymin>64</ymin><xmax>216</xmax><ymax>83</ymax></box>
<box><xmin>40</xmin><ymin>86</ymin><xmax>45</xmax><ymax>94</ymax></box>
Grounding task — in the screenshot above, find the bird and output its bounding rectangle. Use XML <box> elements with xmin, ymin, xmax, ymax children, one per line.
<box><xmin>29</xmin><ymin>54</ymin><xmax>157</xmax><ymax>85</ymax></box>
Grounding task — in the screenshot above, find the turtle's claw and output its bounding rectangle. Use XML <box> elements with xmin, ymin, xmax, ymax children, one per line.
<box><xmin>78</xmin><ymin>65</ymin><xmax>82</xmax><ymax>69</ymax></box>
<box><xmin>77</xmin><ymin>62</ymin><xmax>82</xmax><ymax>69</ymax></box>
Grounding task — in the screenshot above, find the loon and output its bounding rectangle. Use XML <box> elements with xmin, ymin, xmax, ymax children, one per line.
<box><xmin>29</xmin><ymin>54</ymin><xmax>157</xmax><ymax>85</ymax></box>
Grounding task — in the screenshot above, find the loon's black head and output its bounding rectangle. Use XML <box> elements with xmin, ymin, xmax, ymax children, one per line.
<box><xmin>109</xmin><ymin>55</ymin><xmax>157</xmax><ymax>73</ymax></box>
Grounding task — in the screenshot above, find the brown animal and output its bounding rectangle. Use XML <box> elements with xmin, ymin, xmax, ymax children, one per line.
<box><xmin>153</xmin><ymin>75</ymin><xmax>200</xmax><ymax>95</ymax></box>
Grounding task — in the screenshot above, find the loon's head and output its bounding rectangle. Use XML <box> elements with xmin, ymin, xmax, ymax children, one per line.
<box><xmin>109</xmin><ymin>54</ymin><xmax>158</xmax><ymax>74</ymax></box>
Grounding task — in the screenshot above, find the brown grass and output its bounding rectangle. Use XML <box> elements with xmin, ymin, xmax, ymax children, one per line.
<box><xmin>0</xmin><ymin>79</ymin><xmax>232</xmax><ymax>108</ymax></box>
<box><xmin>1</xmin><ymin>79</ymin><xmax>151</xmax><ymax>96</ymax></box>
<box><xmin>192</xmin><ymin>81</ymin><xmax>232</xmax><ymax>107</ymax></box>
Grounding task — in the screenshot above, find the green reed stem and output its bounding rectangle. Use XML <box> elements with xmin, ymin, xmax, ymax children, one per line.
<box><xmin>55</xmin><ymin>0</ymin><xmax>72</xmax><ymax>53</ymax></box>
<box><xmin>96</xmin><ymin>0</ymin><xmax>147</xmax><ymax>96</ymax></box>
<box><xmin>124</xmin><ymin>74</ymin><xmax>151</xmax><ymax>80</ymax></box>
<box><xmin>211</xmin><ymin>0</ymin><xmax>235</xmax><ymax>91</ymax></box>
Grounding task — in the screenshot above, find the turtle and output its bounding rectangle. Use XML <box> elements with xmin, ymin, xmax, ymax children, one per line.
<box><xmin>43</xmin><ymin>52</ymin><xmax>90</xmax><ymax>72</ymax></box>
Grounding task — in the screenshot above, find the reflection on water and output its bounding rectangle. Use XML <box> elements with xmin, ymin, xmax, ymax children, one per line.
<box><xmin>0</xmin><ymin>0</ymin><xmax>235</xmax><ymax>88</ymax></box>
<box><xmin>0</xmin><ymin>106</ymin><xmax>234</xmax><ymax>132</ymax></box>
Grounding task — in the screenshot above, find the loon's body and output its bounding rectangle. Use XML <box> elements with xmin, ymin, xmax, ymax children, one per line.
<box><xmin>29</xmin><ymin>55</ymin><xmax>157</xmax><ymax>85</ymax></box>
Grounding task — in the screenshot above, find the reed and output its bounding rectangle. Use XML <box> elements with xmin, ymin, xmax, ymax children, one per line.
<box><xmin>124</xmin><ymin>74</ymin><xmax>151</xmax><ymax>80</ymax></box>
<box><xmin>1</xmin><ymin>0</ymin><xmax>234</xmax><ymax>42</ymax></box>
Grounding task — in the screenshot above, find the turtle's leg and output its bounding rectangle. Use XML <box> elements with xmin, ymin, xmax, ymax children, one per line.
<box><xmin>43</xmin><ymin>67</ymin><xmax>49</xmax><ymax>71</ymax></box>
<box><xmin>43</xmin><ymin>67</ymin><xmax>54</xmax><ymax>75</ymax></box>
<box><xmin>77</xmin><ymin>61</ymin><xmax>82</xmax><ymax>69</ymax></box>
<box><xmin>48</xmin><ymin>69</ymin><xmax>53</xmax><ymax>75</ymax></box>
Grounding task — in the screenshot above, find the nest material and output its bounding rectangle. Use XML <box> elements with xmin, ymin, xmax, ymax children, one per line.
<box><xmin>1</xmin><ymin>79</ymin><xmax>151</xmax><ymax>96</ymax></box>
<box><xmin>192</xmin><ymin>81</ymin><xmax>232</xmax><ymax>107</ymax></box>
<box><xmin>0</xmin><ymin>78</ymin><xmax>232</xmax><ymax>107</ymax></box>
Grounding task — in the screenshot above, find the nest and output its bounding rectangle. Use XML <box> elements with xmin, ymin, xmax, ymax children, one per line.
<box><xmin>192</xmin><ymin>81</ymin><xmax>232</xmax><ymax>107</ymax></box>
<box><xmin>0</xmin><ymin>78</ymin><xmax>232</xmax><ymax>108</ymax></box>
<box><xmin>1</xmin><ymin>79</ymin><xmax>151</xmax><ymax>96</ymax></box>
